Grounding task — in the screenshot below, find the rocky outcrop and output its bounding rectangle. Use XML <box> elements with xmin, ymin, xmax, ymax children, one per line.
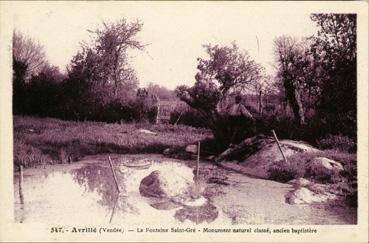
<box><xmin>217</xmin><ymin>137</ymin><xmax>319</xmax><ymax>179</ymax></box>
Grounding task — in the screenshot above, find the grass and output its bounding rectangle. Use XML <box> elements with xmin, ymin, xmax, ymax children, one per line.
<box><xmin>14</xmin><ymin>115</ymin><xmax>212</xmax><ymax>168</ymax></box>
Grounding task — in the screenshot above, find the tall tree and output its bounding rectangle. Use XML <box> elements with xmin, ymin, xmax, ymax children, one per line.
<box><xmin>64</xmin><ymin>18</ymin><xmax>144</xmax><ymax>118</ymax></box>
<box><xmin>89</xmin><ymin>18</ymin><xmax>144</xmax><ymax>97</ymax></box>
<box><xmin>310</xmin><ymin>14</ymin><xmax>357</xmax><ymax>136</ymax></box>
<box><xmin>195</xmin><ymin>42</ymin><xmax>263</xmax><ymax>95</ymax></box>
<box><xmin>273</xmin><ymin>36</ymin><xmax>308</xmax><ymax>125</ymax></box>
<box><xmin>13</xmin><ymin>30</ymin><xmax>47</xmax><ymax>80</ymax></box>
<box><xmin>176</xmin><ymin>43</ymin><xmax>263</xmax><ymax>148</ymax></box>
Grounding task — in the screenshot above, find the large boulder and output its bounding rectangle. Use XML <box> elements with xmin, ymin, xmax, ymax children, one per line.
<box><xmin>238</xmin><ymin>140</ymin><xmax>319</xmax><ymax>178</ymax></box>
<box><xmin>308</xmin><ymin>157</ymin><xmax>344</xmax><ymax>177</ymax></box>
<box><xmin>139</xmin><ymin>167</ymin><xmax>194</xmax><ymax>200</ymax></box>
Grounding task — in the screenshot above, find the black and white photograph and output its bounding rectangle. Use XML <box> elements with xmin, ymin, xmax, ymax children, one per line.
<box><xmin>0</xmin><ymin>1</ymin><xmax>368</xmax><ymax>242</ymax></box>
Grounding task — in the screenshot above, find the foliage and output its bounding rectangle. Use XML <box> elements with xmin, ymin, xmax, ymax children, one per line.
<box><xmin>170</xmin><ymin>106</ymin><xmax>208</xmax><ymax>128</ymax></box>
<box><xmin>268</xmin><ymin>163</ymin><xmax>305</xmax><ymax>183</ymax></box>
<box><xmin>273</xmin><ymin>36</ymin><xmax>310</xmax><ymax>125</ymax></box>
<box><xmin>270</xmin><ymin>14</ymin><xmax>357</xmax><ymax>140</ymax></box>
<box><xmin>13</xmin><ymin>30</ymin><xmax>47</xmax><ymax>80</ymax></box>
<box><xmin>317</xmin><ymin>134</ymin><xmax>356</xmax><ymax>153</ymax></box>
<box><xmin>12</xmin><ymin>22</ymin><xmax>157</xmax><ymax>123</ymax></box>
<box><xmin>14</xmin><ymin>140</ymin><xmax>53</xmax><ymax>168</ymax></box>
<box><xmin>146</xmin><ymin>82</ymin><xmax>176</xmax><ymax>101</ymax></box>
<box><xmin>309</xmin><ymin>14</ymin><xmax>357</xmax><ymax>137</ymax></box>
<box><xmin>176</xmin><ymin>43</ymin><xmax>262</xmax><ymax>149</ymax></box>
<box><xmin>196</xmin><ymin>42</ymin><xmax>263</xmax><ymax>95</ymax></box>
<box><xmin>24</xmin><ymin>65</ymin><xmax>65</xmax><ymax>117</ymax></box>
<box><xmin>62</xmin><ymin>18</ymin><xmax>144</xmax><ymax>118</ymax></box>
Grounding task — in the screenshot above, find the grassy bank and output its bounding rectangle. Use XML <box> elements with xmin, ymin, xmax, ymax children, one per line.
<box><xmin>14</xmin><ymin>116</ymin><xmax>212</xmax><ymax>168</ymax></box>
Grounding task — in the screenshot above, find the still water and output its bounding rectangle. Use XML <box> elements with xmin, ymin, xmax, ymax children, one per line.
<box><xmin>14</xmin><ymin>154</ymin><xmax>356</xmax><ymax>225</ymax></box>
<box><xmin>14</xmin><ymin>155</ymin><xmax>227</xmax><ymax>225</ymax></box>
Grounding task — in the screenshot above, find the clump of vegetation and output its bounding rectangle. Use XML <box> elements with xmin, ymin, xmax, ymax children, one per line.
<box><xmin>170</xmin><ymin>106</ymin><xmax>208</xmax><ymax>128</ymax></box>
<box><xmin>13</xmin><ymin>19</ymin><xmax>160</xmax><ymax>124</ymax></box>
<box><xmin>268</xmin><ymin>161</ymin><xmax>306</xmax><ymax>183</ymax></box>
<box><xmin>14</xmin><ymin>141</ymin><xmax>53</xmax><ymax>168</ymax></box>
<box><xmin>317</xmin><ymin>134</ymin><xmax>356</xmax><ymax>153</ymax></box>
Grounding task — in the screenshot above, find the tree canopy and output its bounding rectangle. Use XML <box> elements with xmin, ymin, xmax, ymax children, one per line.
<box><xmin>13</xmin><ymin>30</ymin><xmax>47</xmax><ymax>80</ymax></box>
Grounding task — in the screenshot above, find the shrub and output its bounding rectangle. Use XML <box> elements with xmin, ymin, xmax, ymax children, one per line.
<box><xmin>14</xmin><ymin>141</ymin><xmax>53</xmax><ymax>168</ymax></box>
<box><xmin>268</xmin><ymin>160</ymin><xmax>306</xmax><ymax>183</ymax></box>
<box><xmin>170</xmin><ymin>107</ymin><xmax>208</xmax><ymax>128</ymax></box>
<box><xmin>317</xmin><ymin>134</ymin><xmax>356</xmax><ymax>153</ymax></box>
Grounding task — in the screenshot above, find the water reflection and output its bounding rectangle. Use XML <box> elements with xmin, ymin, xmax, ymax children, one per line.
<box><xmin>174</xmin><ymin>203</ymin><xmax>218</xmax><ymax>224</ymax></box>
<box><xmin>13</xmin><ymin>160</ymin><xmax>193</xmax><ymax>224</ymax></box>
<box><xmin>72</xmin><ymin>164</ymin><xmax>122</xmax><ymax>208</ymax></box>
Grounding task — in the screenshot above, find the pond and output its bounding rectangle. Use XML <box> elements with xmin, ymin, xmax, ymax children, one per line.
<box><xmin>14</xmin><ymin>154</ymin><xmax>228</xmax><ymax>225</ymax></box>
<box><xmin>14</xmin><ymin>154</ymin><xmax>356</xmax><ymax>225</ymax></box>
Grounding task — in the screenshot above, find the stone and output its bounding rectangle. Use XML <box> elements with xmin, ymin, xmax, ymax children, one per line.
<box><xmin>185</xmin><ymin>144</ymin><xmax>198</xmax><ymax>154</ymax></box>
<box><xmin>138</xmin><ymin>129</ymin><xmax>157</xmax><ymax>135</ymax></box>
<box><xmin>285</xmin><ymin>187</ymin><xmax>337</xmax><ymax>204</ymax></box>
<box><xmin>287</xmin><ymin>178</ymin><xmax>312</xmax><ymax>187</ymax></box>
<box><xmin>309</xmin><ymin>157</ymin><xmax>344</xmax><ymax>177</ymax></box>
<box><xmin>139</xmin><ymin>169</ymin><xmax>194</xmax><ymax>199</ymax></box>
<box><xmin>162</xmin><ymin>148</ymin><xmax>171</xmax><ymax>155</ymax></box>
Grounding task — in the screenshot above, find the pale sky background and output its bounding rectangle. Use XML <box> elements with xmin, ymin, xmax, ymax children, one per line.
<box><xmin>11</xmin><ymin>2</ymin><xmax>319</xmax><ymax>89</ymax></box>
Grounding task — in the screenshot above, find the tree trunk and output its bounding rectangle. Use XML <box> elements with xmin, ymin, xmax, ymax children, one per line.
<box><xmin>284</xmin><ymin>79</ymin><xmax>305</xmax><ymax>125</ymax></box>
<box><xmin>258</xmin><ymin>90</ymin><xmax>263</xmax><ymax>114</ymax></box>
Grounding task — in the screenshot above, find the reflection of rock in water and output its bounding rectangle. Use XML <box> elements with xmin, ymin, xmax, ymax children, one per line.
<box><xmin>174</xmin><ymin>203</ymin><xmax>218</xmax><ymax>224</ymax></box>
<box><xmin>147</xmin><ymin>197</ymin><xmax>182</xmax><ymax>210</ymax></box>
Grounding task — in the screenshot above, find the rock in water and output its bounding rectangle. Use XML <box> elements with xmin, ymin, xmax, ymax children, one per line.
<box><xmin>139</xmin><ymin>169</ymin><xmax>194</xmax><ymax>199</ymax></box>
<box><xmin>308</xmin><ymin>157</ymin><xmax>344</xmax><ymax>177</ymax></box>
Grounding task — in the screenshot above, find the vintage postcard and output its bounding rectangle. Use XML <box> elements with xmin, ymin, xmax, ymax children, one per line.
<box><xmin>0</xmin><ymin>1</ymin><xmax>368</xmax><ymax>242</ymax></box>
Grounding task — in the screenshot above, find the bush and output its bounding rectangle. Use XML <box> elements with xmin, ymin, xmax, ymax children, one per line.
<box><xmin>317</xmin><ymin>134</ymin><xmax>356</xmax><ymax>153</ymax></box>
<box><xmin>14</xmin><ymin>141</ymin><xmax>54</xmax><ymax>168</ymax></box>
<box><xmin>170</xmin><ymin>107</ymin><xmax>208</xmax><ymax>128</ymax></box>
<box><xmin>268</xmin><ymin>160</ymin><xmax>306</xmax><ymax>183</ymax></box>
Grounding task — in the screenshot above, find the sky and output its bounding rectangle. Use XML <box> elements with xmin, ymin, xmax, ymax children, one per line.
<box><xmin>11</xmin><ymin>2</ymin><xmax>319</xmax><ymax>90</ymax></box>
